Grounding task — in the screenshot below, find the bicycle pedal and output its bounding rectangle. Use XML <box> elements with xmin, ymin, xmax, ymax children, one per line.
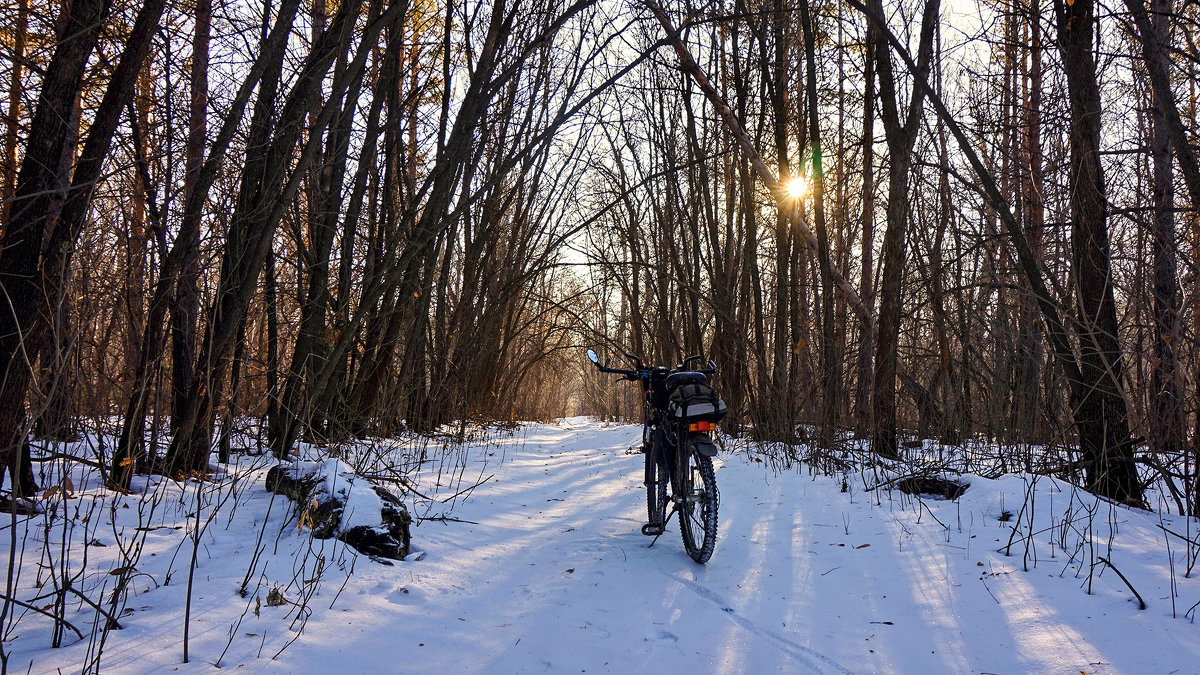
<box><xmin>641</xmin><ymin>523</ymin><xmax>665</xmax><ymax>536</ymax></box>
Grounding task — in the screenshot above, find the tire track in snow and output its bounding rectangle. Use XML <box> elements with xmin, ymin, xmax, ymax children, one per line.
<box><xmin>659</xmin><ymin>563</ymin><xmax>855</xmax><ymax>674</ymax></box>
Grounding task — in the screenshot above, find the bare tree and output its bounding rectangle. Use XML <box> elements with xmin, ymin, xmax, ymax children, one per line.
<box><xmin>866</xmin><ymin>0</ymin><xmax>938</xmax><ymax>458</ymax></box>
<box><xmin>1054</xmin><ymin>0</ymin><xmax>1140</xmax><ymax>503</ymax></box>
<box><xmin>0</xmin><ymin>0</ymin><xmax>166</xmax><ymax>494</ymax></box>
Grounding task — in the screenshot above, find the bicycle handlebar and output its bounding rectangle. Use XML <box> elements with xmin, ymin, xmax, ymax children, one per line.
<box><xmin>587</xmin><ymin>348</ymin><xmax>717</xmax><ymax>381</ymax></box>
<box><xmin>596</xmin><ymin>363</ymin><xmax>639</xmax><ymax>378</ymax></box>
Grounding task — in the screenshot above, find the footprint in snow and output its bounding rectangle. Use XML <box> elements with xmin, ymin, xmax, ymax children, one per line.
<box><xmin>645</xmin><ymin>628</ymin><xmax>678</xmax><ymax>642</ymax></box>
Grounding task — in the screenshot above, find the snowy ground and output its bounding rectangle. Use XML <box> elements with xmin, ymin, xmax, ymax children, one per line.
<box><xmin>7</xmin><ymin>419</ymin><xmax>1200</xmax><ymax>674</ymax></box>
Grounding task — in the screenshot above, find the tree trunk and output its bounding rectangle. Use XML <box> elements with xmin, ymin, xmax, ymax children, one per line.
<box><xmin>31</xmin><ymin>90</ymin><xmax>84</xmax><ymax>444</ymax></box>
<box><xmin>854</xmin><ymin>37</ymin><xmax>877</xmax><ymax>440</ymax></box>
<box><xmin>172</xmin><ymin>0</ymin><xmax>210</xmax><ymax>434</ymax></box>
<box><xmin>1055</xmin><ymin>0</ymin><xmax>1140</xmax><ymax>504</ymax></box>
<box><xmin>33</xmin><ymin>281</ymin><xmax>75</xmax><ymax>441</ymax></box>
<box><xmin>0</xmin><ymin>0</ymin><xmax>112</xmax><ymax>495</ymax></box>
<box><xmin>1016</xmin><ymin>0</ymin><xmax>1045</xmax><ymax>442</ymax></box>
<box><xmin>800</xmin><ymin>0</ymin><xmax>839</xmax><ymax>444</ymax></box>
<box><xmin>868</xmin><ymin>0</ymin><xmax>938</xmax><ymax>457</ymax></box>
<box><xmin>1147</xmin><ymin>0</ymin><xmax>1185</xmax><ymax>467</ymax></box>
<box><xmin>265</xmin><ymin>247</ymin><xmax>280</xmax><ymax>451</ymax></box>
<box><xmin>769</xmin><ymin>0</ymin><xmax>794</xmax><ymax>440</ymax></box>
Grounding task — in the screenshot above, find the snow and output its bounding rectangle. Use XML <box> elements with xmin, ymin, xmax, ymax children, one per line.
<box><xmin>285</xmin><ymin>457</ymin><xmax>388</xmax><ymax>532</ymax></box>
<box><xmin>7</xmin><ymin>420</ymin><xmax>1200</xmax><ymax>673</ymax></box>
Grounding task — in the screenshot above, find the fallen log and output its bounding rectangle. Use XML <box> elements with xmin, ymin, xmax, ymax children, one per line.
<box><xmin>266</xmin><ymin>459</ymin><xmax>411</xmax><ymax>561</ymax></box>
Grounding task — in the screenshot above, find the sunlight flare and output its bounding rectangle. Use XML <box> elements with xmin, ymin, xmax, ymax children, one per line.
<box><xmin>785</xmin><ymin>176</ymin><xmax>808</xmax><ymax>200</ymax></box>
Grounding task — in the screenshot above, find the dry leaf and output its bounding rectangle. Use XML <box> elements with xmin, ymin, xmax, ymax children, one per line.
<box><xmin>266</xmin><ymin>588</ymin><xmax>287</xmax><ymax>606</ymax></box>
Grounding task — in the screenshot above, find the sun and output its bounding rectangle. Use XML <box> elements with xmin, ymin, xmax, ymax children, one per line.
<box><xmin>785</xmin><ymin>176</ymin><xmax>808</xmax><ymax>200</ymax></box>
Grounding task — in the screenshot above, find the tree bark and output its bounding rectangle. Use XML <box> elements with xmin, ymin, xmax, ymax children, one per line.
<box><xmin>769</xmin><ymin>0</ymin><xmax>794</xmax><ymax>439</ymax></box>
<box><xmin>1016</xmin><ymin>0</ymin><xmax>1045</xmax><ymax>443</ymax></box>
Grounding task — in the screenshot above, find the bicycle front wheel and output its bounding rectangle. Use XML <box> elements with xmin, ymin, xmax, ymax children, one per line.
<box><xmin>678</xmin><ymin>450</ymin><xmax>718</xmax><ymax>563</ymax></box>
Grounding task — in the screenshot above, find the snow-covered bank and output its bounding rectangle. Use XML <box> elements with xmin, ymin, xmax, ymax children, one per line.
<box><xmin>7</xmin><ymin>420</ymin><xmax>1200</xmax><ymax>673</ymax></box>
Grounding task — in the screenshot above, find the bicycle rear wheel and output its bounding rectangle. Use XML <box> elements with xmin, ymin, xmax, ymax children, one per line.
<box><xmin>678</xmin><ymin>449</ymin><xmax>718</xmax><ymax>563</ymax></box>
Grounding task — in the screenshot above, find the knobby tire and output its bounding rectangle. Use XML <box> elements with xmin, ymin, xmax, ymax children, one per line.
<box><xmin>645</xmin><ymin>443</ymin><xmax>668</xmax><ymax>528</ymax></box>
<box><xmin>678</xmin><ymin>451</ymin><xmax>718</xmax><ymax>563</ymax></box>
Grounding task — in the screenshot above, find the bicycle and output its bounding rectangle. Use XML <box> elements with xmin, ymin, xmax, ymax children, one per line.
<box><xmin>587</xmin><ymin>348</ymin><xmax>725</xmax><ymax>563</ymax></box>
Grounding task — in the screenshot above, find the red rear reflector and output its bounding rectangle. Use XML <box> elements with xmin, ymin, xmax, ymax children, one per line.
<box><xmin>689</xmin><ymin>421</ymin><xmax>714</xmax><ymax>432</ymax></box>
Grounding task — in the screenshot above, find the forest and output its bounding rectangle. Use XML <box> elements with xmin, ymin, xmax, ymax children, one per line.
<box><xmin>6</xmin><ymin>0</ymin><xmax>1200</xmax><ymax>669</ymax></box>
<box><xmin>2</xmin><ymin>0</ymin><xmax>1200</xmax><ymax>566</ymax></box>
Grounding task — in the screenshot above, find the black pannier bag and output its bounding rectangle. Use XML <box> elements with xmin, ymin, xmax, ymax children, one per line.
<box><xmin>667</xmin><ymin>381</ymin><xmax>727</xmax><ymax>422</ymax></box>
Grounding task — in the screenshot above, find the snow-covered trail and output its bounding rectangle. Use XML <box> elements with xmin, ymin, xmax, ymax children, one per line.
<box><xmin>251</xmin><ymin>420</ymin><xmax>1199</xmax><ymax>674</ymax></box>
<box><xmin>259</xmin><ymin>420</ymin><xmax>856</xmax><ymax>674</ymax></box>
